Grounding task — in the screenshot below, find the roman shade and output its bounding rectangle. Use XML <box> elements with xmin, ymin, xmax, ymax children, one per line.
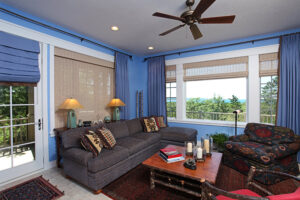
<box><xmin>54</xmin><ymin>47</ymin><xmax>115</xmax><ymax>128</ymax></box>
<box><xmin>0</xmin><ymin>31</ymin><xmax>40</xmax><ymax>85</ymax></box>
<box><xmin>166</xmin><ymin>65</ymin><xmax>176</xmax><ymax>82</ymax></box>
<box><xmin>183</xmin><ymin>56</ymin><xmax>248</xmax><ymax>81</ymax></box>
<box><xmin>259</xmin><ymin>52</ymin><xmax>279</xmax><ymax>76</ymax></box>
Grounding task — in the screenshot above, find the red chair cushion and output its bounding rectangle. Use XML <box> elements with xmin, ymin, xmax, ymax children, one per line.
<box><xmin>216</xmin><ymin>189</ymin><xmax>261</xmax><ymax>200</ymax></box>
<box><xmin>267</xmin><ymin>187</ymin><xmax>300</xmax><ymax>200</ymax></box>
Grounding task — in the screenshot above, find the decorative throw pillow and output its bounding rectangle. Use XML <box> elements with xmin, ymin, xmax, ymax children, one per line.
<box><xmin>96</xmin><ymin>127</ymin><xmax>116</xmax><ymax>149</ymax></box>
<box><xmin>154</xmin><ymin>116</ymin><xmax>167</xmax><ymax>128</ymax></box>
<box><xmin>143</xmin><ymin>117</ymin><xmax>159</xmax><ymax>132</ymax></box>
<box><xmin>80</xmin><ymin>131</ymin><xmax>103</xmax><ymax>157</ymax></box>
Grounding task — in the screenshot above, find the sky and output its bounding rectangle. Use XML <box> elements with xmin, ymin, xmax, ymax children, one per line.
<box><xmin>186</xmin><ymin>78</ymin><xmax>247</xmax><ymax>100</ymax></box>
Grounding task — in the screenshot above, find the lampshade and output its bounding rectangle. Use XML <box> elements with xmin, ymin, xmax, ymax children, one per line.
<box><xmin>108</xmin><ymin>98</ymin><xmax>125</xmax><ymax>107</ymax></box>
<box><xmin>59</xmin><ymin>98</ymin><xmax>83</xmax><ymax>110</ymax></box>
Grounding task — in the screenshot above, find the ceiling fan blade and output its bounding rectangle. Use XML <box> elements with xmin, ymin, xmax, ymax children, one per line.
<box><xmin>153</xmin><ymin>12</ymin><xmax>185</xmax><ymax>22</ymax></box>
<box><xmin>192</xmin><ymin>0</ymin><xmax>216</xmax><ymax>19</ymax></box>
<box><xmin>199</xmin><ymin>15</ymin><xmax>236</xmax><ymax>24</ymax></box>
<box><xmin>159</xmin><ymin>24</ymin><xmax>185</xmax><ymax>36</ymax></box>
<box><xmin>190</xmin><ymin>24</ymin><xmax>203</xmax><ymax>40</ymax></box>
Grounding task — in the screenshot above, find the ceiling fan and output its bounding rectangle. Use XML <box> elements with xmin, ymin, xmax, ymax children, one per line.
<box><xmin>153</xmin><ymin>0</ymin><xmax>235</xmax><ymax>40</ymax></box>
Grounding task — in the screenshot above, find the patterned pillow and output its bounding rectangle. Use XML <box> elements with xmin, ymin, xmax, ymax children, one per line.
<box><xmin>96</xmin><ymin>127</ymin><xmax>116</xmax><ymax>149</ymax></box>
<box><xmin>154</xmin><ymin>116</ymin><xmax>166</xmax><ymax>128</ymax></box>
<box><xmin>80</xmin><ymin>131</ymin><xmax>103</xmax><ymax>157</ymax></box>
<box><xmin>143</xmin><ymin>117</ymin><xmax>159</xmax><ymax>132</ymax></box>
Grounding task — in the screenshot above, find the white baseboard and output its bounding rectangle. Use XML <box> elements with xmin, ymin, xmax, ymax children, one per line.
<box><xmin>44</xmin><ymin>160</ymin><xmax>57</xmax><ymax>170</ymax></box>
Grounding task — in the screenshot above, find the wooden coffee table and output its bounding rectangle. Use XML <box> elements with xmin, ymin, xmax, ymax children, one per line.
<box><xmin>142</xmin><ymin>145</ymin><xmax>223</xmax><ymax>197</ymax></box>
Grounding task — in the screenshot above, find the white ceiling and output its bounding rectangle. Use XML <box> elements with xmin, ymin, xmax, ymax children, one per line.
<box><xmin>1</xmin><ymin>0</ymin><xmax>300</xmax><ymax>55</ymax></box>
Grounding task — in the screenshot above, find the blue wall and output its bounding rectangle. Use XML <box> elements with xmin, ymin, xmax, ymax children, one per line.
<box><xmin>168</xmin><ymin>122</ymin><xmax>244</xmax><ymax>141</ymax></box>
<box><xmin>128</xmin><ymin>56</ymin><xmax>148</xmax><ymax>119</ymax></box>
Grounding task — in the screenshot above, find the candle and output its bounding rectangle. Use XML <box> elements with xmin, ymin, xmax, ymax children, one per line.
<box><xmin>204</xmin><ymin>139</ymin><xmax>210</xmax><ymax>153</ymax></box>
<box><xmin>187</xmin><ymin>142</ymin><xmax>192</xmax><ymax>153</ymax></box>
<box><xmin>197</xmin><ymin>147</ymin><xmax>203</xmax><ymax>159</ymax></box>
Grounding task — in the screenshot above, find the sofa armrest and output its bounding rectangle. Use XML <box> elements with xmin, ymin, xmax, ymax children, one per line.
<box><xmin>229</xmin><ymin>134</ymin><xmax>249</xmax><ymax>142</ymax></box>
<box><xmin>272</xmin><ymin>142</ymin><xmax>300</xmax><ymax>160</ymax></box>
<box><xmin>62</xmin><ymin>148</ymin><xmax>93</xmax><ymax>166</ymax></box>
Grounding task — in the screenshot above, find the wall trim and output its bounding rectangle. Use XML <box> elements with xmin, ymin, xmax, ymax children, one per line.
<box><xmin>0</xmin><ymin>18</ymin><xmax>114</xmax><ymax>62</ymax></box>
<box><xmin>166</xmin><ymin>44</ymin><xmax>279</xmax><ymax>65</ymax></box>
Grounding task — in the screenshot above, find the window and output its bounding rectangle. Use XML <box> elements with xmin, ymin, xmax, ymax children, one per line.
<box><xmin>186</xmin><ymin>78</ymin><xmax>246</xmax><ymax>122</ymax></box>
<box><xmin>0</xmin><ymin>86</ymin><xmax>35</xmax><ymax>171</ymax></box>
<box><xmin>260</xmin><ymin>76</ymin><xmax>278</xmax><ymax>124</ymax></box>
<box><xmin>183</xmin><ymin>56</ymin><xmax>248</xmax><ymax>122</ymax></box>
<box><xmin>259</xmin><ymin>52</ymin><xmax>279</xmax><ymax>124</ymax></box>
<box><xmin>166</xmin><ymin>82</ymin><xmax>176</xmax><ymax>118</ymax></box>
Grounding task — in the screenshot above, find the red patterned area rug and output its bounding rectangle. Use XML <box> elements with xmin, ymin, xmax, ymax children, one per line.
<box><xmin>0</xmin><ymin>176</ymin><xmax>64</xmax><ymax>200</ymax></box>
<box><xmin>103</xmin><ymin>164</ymin><xmax>298</xmax><ymax>200</ymax></box>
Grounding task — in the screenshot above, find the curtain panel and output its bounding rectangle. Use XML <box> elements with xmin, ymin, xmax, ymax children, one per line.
<box><xmin>277</xmin><ymin>34</ymin><xmax>300</xmax><ymax>161</ymax></box>
<box><xmin>115</xmin><ymin>52</ymin><xmax>130</xmax><ymax>120</ymax></box>
<box><xmin>0</xmin><ymin>31</ymin><xmax>40</xmax><ymax>85</ymax></box>
<box><xmin>148</xmin><ymin>56</ymin><xmax>167</xmax><ymax>122</ymax></box>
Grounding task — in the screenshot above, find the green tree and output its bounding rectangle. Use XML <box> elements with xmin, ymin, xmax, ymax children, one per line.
<box><xmin>229</xmin><ymin>95</ymin><xmax>242</xmax><ymax>111</ymax></box>
<box><xmin>261</xmin><ymin>76</ymin><xmax>278</xmax><ymax>123</ymax></box>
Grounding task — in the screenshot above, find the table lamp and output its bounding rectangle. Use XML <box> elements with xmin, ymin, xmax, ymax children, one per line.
<box><xmin>108</xmin><ymin>98</ymin><xmax>125</xmax><ymax>121</ymax></box>
<box><xmin>59</xmin><ymin>98</ymin><xmax>83</xmax><ymax>128</ymax></box>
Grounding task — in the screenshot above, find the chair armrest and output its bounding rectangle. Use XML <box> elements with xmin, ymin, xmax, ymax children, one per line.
<box><xmin>62</xmin><ymin>148</ymin><xmax>93</xmax><ymax>166</ymax></box>
<box><xmin>271</xmin><ymin>142</ymin><xmax>300</xmax><ymax>159</ymax></box>
<box><xmin>229</xmin><ymin>134</ymin><xmax>249</xmax><ymax>142</ymax></box>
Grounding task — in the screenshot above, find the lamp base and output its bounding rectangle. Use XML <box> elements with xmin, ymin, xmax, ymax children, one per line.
<box><xmin>67</xmin><ymin>109</ymin><xmax>77</xmax><ymax>128</ymax></box>
<box><xmin>113</xmin><ymin>107</ymin><xmax>120</xmax><ymax>121</ymax></box>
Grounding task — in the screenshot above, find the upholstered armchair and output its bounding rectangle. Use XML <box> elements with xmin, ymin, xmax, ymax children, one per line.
<box><xmin>201</xmin><ymin>166</ymin><xmax>300</xmax><ymax>200</ymax></box>
<box><xmin>223</xmin><ymin>123</ymin><xmax>300</xmax><ymax>185</ymax></box>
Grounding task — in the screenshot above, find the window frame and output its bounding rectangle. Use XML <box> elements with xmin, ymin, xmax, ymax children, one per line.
<box><xmin>166</xmin><ymin>82</ymin><xmax>177</xmax><ymax>118</ymax></box>
<box><xmin>166</xmin><ymin>44</ymin><xmax>279</xmax><ymax>128</ymax></box>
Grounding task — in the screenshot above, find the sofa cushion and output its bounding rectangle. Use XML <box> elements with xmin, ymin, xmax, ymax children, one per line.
<box><xmin>143</xmin><ymin>117</ymin><xmax>159</xmax><ymax>132</ymax></box>
<box><xmin>154</xmin><ymin>116</ymin><xmax>166</xmax><ymax>128</ymax></box>
<box><xmin>159</xmin><ymin>127</ymin><xmax>197</xmax><ymax>142</ymax></box>
<box><xmin>131</xmin><ymin>132</ymin><xmax>161</xmax><ymax>144</ymax></box>
<box><xmin>225</xmin><ymin>141</ymin><xmax>275</xmax><ymax>165</ymax></box>
<box><xmin>97</xmin><ymin>127</ymin><xmax>116</xmax><ymax>149</ymax></box>
<box><xmin>117</xmin><ymin>137</ymin><xmax>149</xmax><ymax>155</ymax></box>
<box><xmin>80</xmin><ymin>131</ymin><xmax>103</xmax><ymax>157</ymax></box>
<box><xmin>245</xmin><ymin>123</ymin><xmax>297</xmax><ymax>145</ymax></box>
<box><xmin>125</xmin><ymin>118</ymin><xmax>143</xmax><ymax>135</ymax></box>
<box><xmin>87</xmin><ymin>145</ymin><xmax>129</xmax><ymax>173</ymax></box>
<box><xmin>105</xmin><ymin>121</ymin><xmax>130</xmax><ymax>139</ymax></box>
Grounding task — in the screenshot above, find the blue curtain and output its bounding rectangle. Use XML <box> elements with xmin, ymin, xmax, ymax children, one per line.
<box><xmin>277</xmin><ymin>33</ymin><xmax>300</xmax><ymax>161</ymax></box>
<box><xmin>0</xmin><ymin>31</ymin><xmax>40</xmax><ymax>84</ymax></box>
<box><xmin>148</xmin><ymin>56</ymin><xmax>167</xmax><ymax>122</ymax></box>
<box><xmin>115</xmin><ymin>52</ymin><xmax>130</xmax><ymax>120</ymax></box>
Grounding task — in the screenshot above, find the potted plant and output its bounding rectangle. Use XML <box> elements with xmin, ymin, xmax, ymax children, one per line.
<box><xmin>208</xmin><ymin>133</ymin><xmax>229</xmax><ymax>153</ymax></box>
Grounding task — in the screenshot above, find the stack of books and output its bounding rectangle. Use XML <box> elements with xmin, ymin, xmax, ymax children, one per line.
<box><xmin>159</xmin><ymin>147</ymin><xmax>184</xmax><ymax>163</ymax></box>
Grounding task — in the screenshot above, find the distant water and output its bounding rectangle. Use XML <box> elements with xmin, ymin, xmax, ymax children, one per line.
<box><xmin>167</xmin><ymin>97</ymin><xmax>246</xmax><ymax>103</ymax></box>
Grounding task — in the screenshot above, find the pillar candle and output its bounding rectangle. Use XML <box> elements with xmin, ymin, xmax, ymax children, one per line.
<box><xmin>197</xmin><ymin>147</ymin><xmax>203</xmax><ymax>159</ymax></box>
<box><xmin>187</xmin><ymin>142</ymin><xmax>192</xmax><ymax>153</ymax></box>
<box><xmin>204</xmin><ymin>139</ymin><xmax>210</xmax><ymax>153</ymax></box>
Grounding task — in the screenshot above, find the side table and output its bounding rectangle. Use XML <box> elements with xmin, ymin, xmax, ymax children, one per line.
<box><xmin>53</xmin><ymin>127</ymin><xmax>69</xmax><ymax>168</ymax></box>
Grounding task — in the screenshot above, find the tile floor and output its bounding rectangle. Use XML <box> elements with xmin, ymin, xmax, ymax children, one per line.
<box><xmin>0</xmin><ymin>167</ymin><xmax>112</xmax><ymax>200</ymax></box>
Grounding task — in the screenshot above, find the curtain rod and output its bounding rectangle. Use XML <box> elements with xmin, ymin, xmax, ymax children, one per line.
<box><xmin>0</xmin><ymin>7</ymin><xmax>133</xmax><ymax>59</ymax></box>
<box><xmin>144</xmin><ymin>31</ymin><xmax>300</xmax><ymax>62</ymax></box>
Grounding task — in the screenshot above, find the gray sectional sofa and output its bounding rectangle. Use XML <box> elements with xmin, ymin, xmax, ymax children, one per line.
<box><xmin>60</xmin><ymin>118</ymin><xmax>197</xmax><ymax>193</ymax></box>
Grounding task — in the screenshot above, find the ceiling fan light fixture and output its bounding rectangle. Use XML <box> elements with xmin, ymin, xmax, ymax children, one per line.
<box><xmin>148</xmin><ymin>46</ymin><xmax>154</xmax><ymax>50</ymax></box>
<box><xmin>111</xmin><ymin>26</ymin><xmax>119</xmax><ymax>31</ymax></box>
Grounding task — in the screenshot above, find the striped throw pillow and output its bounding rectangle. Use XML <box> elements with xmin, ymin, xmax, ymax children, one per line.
<box><xmin>97</xmin><ymin>127</ymin><xmax>116</xmax><ymax>149</ymax></box>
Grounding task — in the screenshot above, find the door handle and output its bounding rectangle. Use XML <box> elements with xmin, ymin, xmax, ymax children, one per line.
<box><xmin>38</xmin><ymin>119</ymin><xmax>41</xmax><ymax>130</ymax></box>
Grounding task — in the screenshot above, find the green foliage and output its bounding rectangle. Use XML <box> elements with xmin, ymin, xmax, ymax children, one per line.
<box><xmin>209</xmin><ymin>133</ymin><xmax>229</xmax><ymax>152</ymax></box>
<box><xmin>185</xmin><ymin>95</ymin><xmax>246</xmax><ymax>121</ymax></box>
<box><xmin>260</xmin><ymin>76</ymin><xmax>278</xmax><ymax>123</ymax></box>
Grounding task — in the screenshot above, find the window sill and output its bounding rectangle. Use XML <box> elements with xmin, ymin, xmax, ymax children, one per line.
<box><xmin>167</xmin><ymin>118</ymin><xmax>247</xmax><ymax>128</ymax></box>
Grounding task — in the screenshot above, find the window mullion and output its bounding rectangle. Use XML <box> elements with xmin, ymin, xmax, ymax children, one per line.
<box><xmin>248</xmin><ymin>55</ymin><xmax>260</xmax><ymax>123</ymax></box>
<box><xmin>176</xmin><ymin>64</ymin><xmax>184</xmax><ymax>120</ymax></box>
